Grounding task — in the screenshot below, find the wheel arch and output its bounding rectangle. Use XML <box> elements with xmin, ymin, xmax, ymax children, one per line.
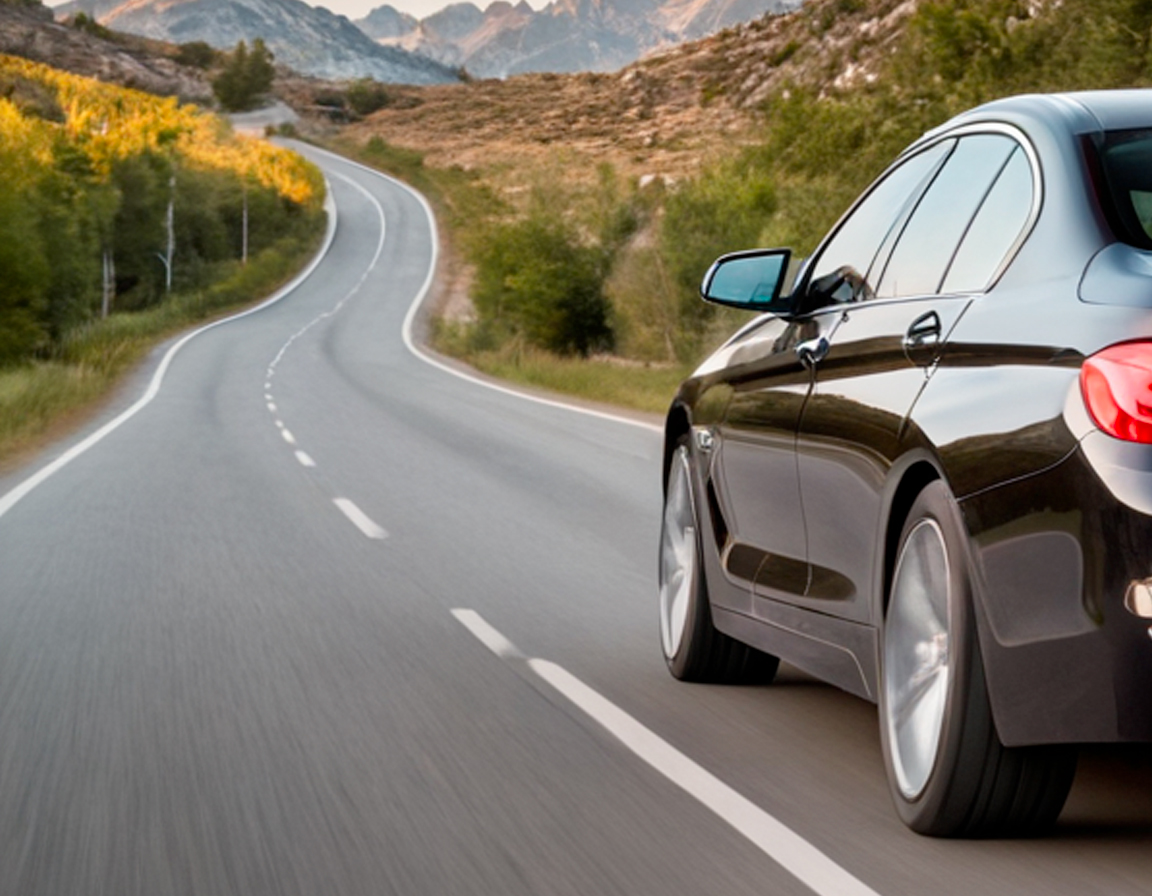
<box><xmin>878</xmin><ymin>456</ymin><xmax>943</xmax><ymax>619</ymax></box>
<box><xmin>663</xmin><ymin>403</ymin><xmax>692</xmax><ymax>493</ymax></box>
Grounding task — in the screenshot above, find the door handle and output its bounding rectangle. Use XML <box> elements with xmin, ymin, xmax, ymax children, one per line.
<box><xmin>903</xmin><ymin>310</ymin><xmax>942</xmax><ymax>349</ymax></box>
<box><xmin>796</xmin><ymin>335</ymin><xmax>829</xmax><ymax>367</ymax></box>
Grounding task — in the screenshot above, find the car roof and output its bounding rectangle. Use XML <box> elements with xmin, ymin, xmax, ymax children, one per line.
<box><xmin>916</xmin><ymin>90</ymin><xmax>1152</xmax><ymax>148</ymax></box>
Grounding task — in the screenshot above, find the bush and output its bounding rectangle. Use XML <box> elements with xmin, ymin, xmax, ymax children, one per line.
<box><xmin>472</xmin><ymin>211</ymin><xmax>613</xmax><ymax>356</ymax></box>
<box><xmin>176</xmin><ymin>41</ymin><xmax>220</xmax><ymax>70</ymax></box>
<box><xmin>345</xmin><ymin>79</ymin><xmax>392</xmax><ymax>117</ymax></box>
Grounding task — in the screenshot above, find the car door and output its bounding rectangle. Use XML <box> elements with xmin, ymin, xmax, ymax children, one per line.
<box><xmin>794</xmin><ymin>132</ymin><xmax>1037</xmax><ymax>622</ymax></box>
<box><xmin>712</xmin><ymin>139</ymin><xmax>955</xmax><ymax>607</ymax></box>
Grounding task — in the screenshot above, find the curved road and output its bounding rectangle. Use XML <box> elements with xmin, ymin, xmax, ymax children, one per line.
<box><xmin>1</xmin><ymin>145</ymin><xmax>1151</xmax><ymax>896</ymax></box>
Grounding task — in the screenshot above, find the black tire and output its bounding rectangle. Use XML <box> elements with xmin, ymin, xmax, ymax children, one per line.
<box><xmin>879</xmin><ymin>480</ymin><xmax>1077</xmax><ymax>837</ymax></box>
<box><xmin>659</xmin><ymin>442</ymin><xmax>779</xmax><ymax>684</ymax></box>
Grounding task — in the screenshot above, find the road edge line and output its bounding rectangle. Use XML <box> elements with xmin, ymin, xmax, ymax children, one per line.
<box><xmin>450</xmin><ymin>608</ymin><xmax>882</xmax><ymax>896</ymax></box>
<box><xmin>296</xmin><ymin>144</ymin><xmax>663</xmax><ymax>435</ymax></box>
<box><xmin>0</xmin><ymin>178</ymin><xmax>340</xmax><ymax>523</ymax></box>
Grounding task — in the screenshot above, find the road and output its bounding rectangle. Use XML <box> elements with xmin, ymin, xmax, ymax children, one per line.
<box><xmin>1</xmin><ymin>144</ymin><xmax>1151</xmax><ymax>896</ymax></box>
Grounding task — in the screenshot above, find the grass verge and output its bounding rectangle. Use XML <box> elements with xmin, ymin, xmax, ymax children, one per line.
<box><xmin>332</xmin><ymin>136</ymin><xmax>689</xmax><ymax>417</ymax></box>
<box><xmin>434</xmin><ymin>323</ymin><xmax>689</xmax><ymax>415</ymax></box>
<box><xmin>0</xmin><ymin>229</ymin><xmax>324</xmax><ymax>472</ymax></box>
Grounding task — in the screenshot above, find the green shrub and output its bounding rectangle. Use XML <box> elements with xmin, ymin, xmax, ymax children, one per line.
<box><xmin>345</xmin><ymin>79</ymin><xmax>392</xmax><ymax>117</ymax></box>
<box><xmin>176</xmin><ymin>41</ymin><xmax>220</xmax><ymax>70</ymax></box>
<box><xmin>472</xmin><ymin>211</ymin><xmax>613</xmax><ymax>356</ymax></box>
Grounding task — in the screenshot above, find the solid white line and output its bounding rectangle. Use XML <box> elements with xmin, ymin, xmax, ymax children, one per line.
<box><xmin>333</xmin><ymin>498</ymin><xmax>388</xmax><ymax>539</ymax></box>
<box><xmin>528</xmin><ymin>659</ymin><xmax>882</xmax><ymax>896</ymax></box>
<box><xmin>294</xmin><ymin>450</ymin><xmax>316</xmax><ymax>468</ymax></box>
<box><xmin>296</xmin><ymin>144</ymin><xmax>663</xmax><ymax>436</ymax></box>
<box><xmin>449</xmin><ymin>609</ymin><xmax>881</xmax><ymax>896</ymax></box>
<box><xmin>450</xmin><ymin>608</ymin><xmax>522</xmax><ymax>659</ymax></box>
<box><xmin>280</xmin><ymin>429</ymin><xmax>296</xmax><ymax>445</ymax></box>
<box><xmin>0</xmin><ymin>183</ymin><xmax>339</xmax><ymax>524</ymax></box>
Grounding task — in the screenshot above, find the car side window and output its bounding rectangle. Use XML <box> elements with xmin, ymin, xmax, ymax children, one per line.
<box><xmin>804</xmin><ymin>140</ymin><xmax>954</xmax><ymax>307</ymax></box>
<box><xmin>875</xmin><ymin>134</ymin><xmax>1017</xmax><ymax>299</ymax></box>
<box><xmin>941</xmin><ymin>147</ymin><xmax>1034</xmax><ymax>293</ymax></box>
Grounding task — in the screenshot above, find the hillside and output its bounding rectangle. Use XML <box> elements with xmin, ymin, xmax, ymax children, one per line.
<box><xmin>335</xmin><ymin>0</ymin><xmax>915</xmax><ymax>179</ymax></box>
<box><xmin>59</xmin><ymin>0</ymin><xmax>461</xmax><ymax>83</ymax></box>
<box><xmin>0</xmin><ymin>0</ymin><xmax>211</xmax><ymax>99</ymax></box>
<box><xmin>356</xmin><ymin>0</ymin><xmax>803</xmax><ymax>78</ymax></box>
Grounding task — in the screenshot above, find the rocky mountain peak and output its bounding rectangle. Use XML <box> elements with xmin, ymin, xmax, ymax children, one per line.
<box><xmin>359</xmin><ymin>0</ymin><xmax>802</xmax><ymax>77</ymax></box>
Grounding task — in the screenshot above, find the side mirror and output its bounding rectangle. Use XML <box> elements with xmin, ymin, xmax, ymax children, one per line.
<box><xmin>700</xmin><ymin>249</ymin><xmax>794</xmax><ymax>313</ymax></box>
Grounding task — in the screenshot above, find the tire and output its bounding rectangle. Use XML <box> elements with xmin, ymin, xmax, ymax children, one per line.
<box><xmin>879</xmin><ymin>480</ymin><xmax>1077</xmax><ymax>837</ymax></box>
<box><xmin>659</xmin><ymin>442</ymin><xmax>779</xmax><ymax>684</ymax></box>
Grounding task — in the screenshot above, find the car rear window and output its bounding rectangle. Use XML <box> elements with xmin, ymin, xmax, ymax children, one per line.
<box><xmin>1099</xmin><ymin>129</ymin><xmax>1152</xmax><ymax>249</ymax></box>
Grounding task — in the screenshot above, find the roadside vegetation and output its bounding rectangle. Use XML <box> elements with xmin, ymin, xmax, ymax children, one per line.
<box><xmin>342</xmin><ymin>0</ymin><xmax>1152</xmax><ymax>413</ymax></box>
<box><xmin>0</xmin><ymin>55</ymin><xmax>325</xmax><ymax>466</ymax></box>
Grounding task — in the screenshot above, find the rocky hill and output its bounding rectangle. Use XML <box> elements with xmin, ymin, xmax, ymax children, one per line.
<box><xmin>0</xmin><ymin>0</ymin><xmax>210</xmax><ymax>99</ymax></box>
<box><xmin>357</xmin><ymin>0</ymin><xmax>802</xmax><ymax>77</ymax></box>
<box><xmin>335</xmin><ymin>0</ymin><xmax>915</xmax><ymax>178</ymax></box>
<box><xmin>58</xmin><ymin>0</ymin><xmax>461</xmax><ymax>83</ymax></box>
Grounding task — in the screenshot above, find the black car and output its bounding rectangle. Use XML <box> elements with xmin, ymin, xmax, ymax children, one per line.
<box><xmin>659</xmin><ymin>90</ymin><xmax>1152</xmax><ymax>838</ymax></box>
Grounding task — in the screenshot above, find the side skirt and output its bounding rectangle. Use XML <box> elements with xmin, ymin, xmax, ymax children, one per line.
<box><xmin>713</xmin><ymin>604</ymin><xmax>879</xmax><ymax>701</ymax></box>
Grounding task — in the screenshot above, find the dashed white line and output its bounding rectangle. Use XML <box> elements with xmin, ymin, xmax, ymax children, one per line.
<box><xmin>451</xmin><ymin>609</ymin><xmax>521</xmax><ymax>659</ymax></box>
<box><xmin>294</xmin><ymin>450</ymin><xmax>316</xmax><ymax>468</ymax></box>
<box><xmin>333</xmin><ymin>498</ymin><xmax>387</xmax><ymax>539</ymax></box>
<box><xmin>280</xmin><ymin>429</ymin><xmax>296</xmax><ymax>445</ymax></box>
<box><xmin>275</xmin><ymin>420</ymin><xmax>285</xmax><ymax>429</ymax></box>
<box><xmin>267</xmin><ymin>402</ymin><xmax>277</xmax><ymax>412</ymax></box>
<box><xmin>452</xmin><ymin>610</ymin><xmax>882</xmax><ymax>896</ymax></box>
<box><xmin>0</xmin><ymin>182</ymin><xmax>338</xmax><ymax>525</ymax></box>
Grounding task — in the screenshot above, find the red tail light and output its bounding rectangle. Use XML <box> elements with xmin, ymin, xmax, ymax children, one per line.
<box><xmin>1081</xmin><ymin>342</ymin><xmax>1152</xmax><ymax>443</ymax></box>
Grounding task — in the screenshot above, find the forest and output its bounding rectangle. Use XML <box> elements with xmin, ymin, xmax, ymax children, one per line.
<box><xmin>0</xmin><ymin>54</ymin><xmax>324</xmax><ymax>367</ymax></box>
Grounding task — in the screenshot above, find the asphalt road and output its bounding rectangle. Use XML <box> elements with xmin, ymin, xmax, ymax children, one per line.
<box><xmin>2</xmin><ymin>145</ymin><xmax>1152</xmax><ymax>896</ymax></box>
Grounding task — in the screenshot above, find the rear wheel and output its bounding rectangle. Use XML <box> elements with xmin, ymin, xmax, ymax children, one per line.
<box><xmin>659</xmin><ymin>442</ymin><xmax>778</xmax><ymax>683</ymax></box>
<box><xmin>880</xmin><ymin>481</ymin><xmax>1077</xmax><ymax>837</ymax></box>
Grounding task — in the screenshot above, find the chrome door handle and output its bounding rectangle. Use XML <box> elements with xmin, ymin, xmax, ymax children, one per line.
<box><xmin>796</xmin><ymin>335</ymin><xmax>829</xmax><ymax>367</ymax></box>
<box><xmin>904</xmin><ymin>310</ymin><xmax>942</xmax><ymax>349</ymax></box>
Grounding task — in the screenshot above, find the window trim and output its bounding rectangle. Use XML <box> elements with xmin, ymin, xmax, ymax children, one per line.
<box><xmin>798</xmin><ymin>122</ymin><xmax>1043</xmax><ymax>311</ymax></box>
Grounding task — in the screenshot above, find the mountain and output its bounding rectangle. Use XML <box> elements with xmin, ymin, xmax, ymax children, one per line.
<box><xmin>356</xmin><ymin>0</ymin><xmax>802</xmax><ymax>77</ymax></box>
<box><xmin>356</xmin><ymin>3</ymin><xmax>418</xmax><ymax>40</ymax></box>
<box><xmin>58</xmin><ymin>0</ymin><xmax>461</xmax><ymax>83</ymax></box>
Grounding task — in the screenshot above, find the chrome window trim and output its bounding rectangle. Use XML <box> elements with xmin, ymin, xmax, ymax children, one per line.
<box><xmin>801</xmin><ymin>121</ymin><xmax>1043</xmax><ymax>306</ymax></box>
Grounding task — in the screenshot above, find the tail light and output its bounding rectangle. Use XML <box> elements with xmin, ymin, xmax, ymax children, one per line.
<box><xmin>1081</xmin><ymin>342</ymin><xmax>1152</xmax><ymax>443</ymax></box>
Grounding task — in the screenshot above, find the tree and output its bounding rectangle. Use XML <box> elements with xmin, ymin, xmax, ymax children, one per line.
<box><xmin>212</xmin><ymin>39</ymin><xmax>275</xmax><ymax>112</ymax></box>
<box><xmin>472</xmin><ymin>212</ymin><xmax>613</xmax><ymax>357</ymax></box>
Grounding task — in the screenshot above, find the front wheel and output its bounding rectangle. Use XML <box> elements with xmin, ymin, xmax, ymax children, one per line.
<box><xmin>879</xmin><ymin>481</ymin><xmax>1076</xmax><ymax>837</ymax></box>
<box><xmin>659</xmin><ymin>442</ymin><xmax>778</xmax><ymax>683</ymax></box>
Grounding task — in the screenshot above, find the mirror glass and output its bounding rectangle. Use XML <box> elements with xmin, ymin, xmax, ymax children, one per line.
<box><xmin>702</xmin><ymin>251</ymin><xmax>790</xmax><ymax>310</ymax></box>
